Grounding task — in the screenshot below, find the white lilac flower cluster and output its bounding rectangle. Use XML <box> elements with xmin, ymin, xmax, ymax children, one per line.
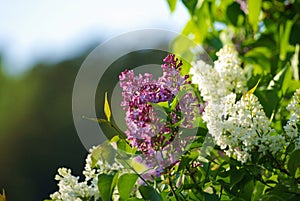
<box><xmin>284</xmin><ymin>88</ymin><xmax>300</xmax><ymax>148</ymax></box>
<box><xmin>190</xmin><ymin>44</ymin><xmax>246</xmax><ymax>104</ymax></box>
<box><xmin>190</xmin><ymin>44</ymin><xmax>286</xmax><ymax>163</ymax></box>
<box><xmin>50</xmin><ymin>146</ymin><xmax>126</xmax><ymax>201</ymax></box>
<box><xmin>50</xmin><ymin>168</ymin><xmax>94</xmax><ymax>201</ymax></box>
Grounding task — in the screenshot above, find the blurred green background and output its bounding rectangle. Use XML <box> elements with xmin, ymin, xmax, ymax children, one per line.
<box><xmin>0</xmin><ymin>50</ymin><xmax>91</xmax><ymax>200</ymax></box>
<box><xmin>0</xmin><ymin>1</ymin><xmax>188</xmax><ymax>200</ymax></box>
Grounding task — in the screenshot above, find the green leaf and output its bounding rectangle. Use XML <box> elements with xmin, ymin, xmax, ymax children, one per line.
<box><xmin>286</xmin><ymin>143</ymin><xmax>295</xmax><ymax>153</ymax></box>
<box><xmin>82</xmin><ymin>116</ymin><xmax>126</xmax><ymax>139</ymax></box>
<box><xmin>91</xmin><ymin>142</ymin><xmax>116</xmax><ymax>167</ymax></box>
<box><xmin>248</xmin><ymin>0</ymin><xmax>262</xmax><ymax>33</ymax></box>
<box><xmin>170</xmin><ymin>97</ymin><xmax>179</xmax><ymax>110</ymax></box>
<box><xmin>0</xmin><ymin>189</ymin><xmax>6</xmax><ymax>201</ymax></box>
<box><xmin>139</xmin><ymin>185</ymin><xmax>163</xmax><ymax>201</ymax></box>
<box><xmin>251</xmin><ymin>181</ymin><xmax>265</xmax><ymax>201</ymax></box>
<box><xmin>82</xmin><ymin>116</ymin><xmax>107</xmax><ymax>124</ymax></box>
<box><xmin>239</xmin><ymin>179</ymin><xmax>255</xmax><ymax>201</ymax></box>
<box><xmin>117</xmin><ymin>139</ymin><xmax>135</xmax><ymax>154</ymax></box>
<box><xmin>118</xmin><ymin>173</ymin><xmax>138</xmax><ymax>200</ymax></box>
<box><xmin>280</xmin><ymin>20</ymin><xmax>294</xmax><ymax>60</ymax></box>
<box><xmin>159</xmin><ymin>191</ymin><xmax>170</xmax><ymax>201</ymax></box>
<box><xmin>156</xmin><ymin>101</ymin><xmax>169</xmax><ymax>108</ymax></box>
<box><xmin>244</xmin><ymin>79</ymin><xmax>260</xmax><ymax>98</ymax></box>
<box><xmin>226</xmin><ymin>2</ymin><xmax>244</xmax><ymax>26</ymax></box>
<box><xmin>204</xmin><ymin>192</ymin><xmax>219</xmax><ymax>201</ymax></box>
<box><xmin>104</xmin><ymin>92</ymin><xmax>111</xmax><ymax>122</ymax></box>
<box><xmin>263</xmin><ymin>184</ymin><xmax>291</xmax><ymax>201</ymax></box>
<box><xmin>182</xmin><ymin>19</ymin><xmax>205</xmax><ymax>44</ymax></box>
<box><xmin>267</xmin><ymin>66</ymin><xmax>288</xmax><ymax>90</ymax></box>
<box><xmin>287</xmin><ymin>195</ymin><xmax>300</xmax><ymax>201</ymax></box>
<box><xmin>230</xmin><ymin>165</ymin><xmax>245</xmax><ymax>188</ymax></box>
<box><xmin>178</xmin><ymin>156</ymin><xmax>193</xmax><ymax>171</ymax></box>
<box><xmin>166</xmin><ymin>0</ymin><xmax>178</xmax><ymax>13</ymax></box>
<box><xmin>244</xmin><ymin>47</ymin><xmax>272</xmax><ymax>74</ymax></box>
<box><xmin>170</xmin><ymin>34</ymin><xmax>198</xmax><ymax>65</ymax></box>
<box><xmin>260</xmin><ymin>194</ymin><xmax>286</xmax><ymax>201</ymax></box>
<box><xmin>290</xmin><ymin>19</ymin><xmax>300</xmax><ymax>45</ymax></box>
<box><xmin>182</xmin><ymin>0</ymin><xmax>198</xmax><ymax>15</ymax></box>
<box><xmin>255</xmin><ymin>87</ymin><xmax>280</xmax><ymax>118</ymax></box>
<box><xmin>287</xmin><ymin>149</ymin><xmax>300</xmax><ymax>177</ymax></box>
<box><xmin>98</xmin><ymin>172</ymin><xmax>118</xmax><ymax>201</ymax></box>
<box><xmin>126</xmin><ymin>198</ymin><xmax>143</xmax><ymax>201</ymax></box>
<box><xmin>291</xmin><ymin>44</ymin><xmax>299</xmax><ymax>80</ymax></box>
<box><xmin>129</xmin><ymin>157</ymin><xmax>149</xmax><ymax>174</ymax></box>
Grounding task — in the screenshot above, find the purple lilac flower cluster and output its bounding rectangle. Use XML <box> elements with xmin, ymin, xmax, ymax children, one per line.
<box><xmin>119</xmin><ymin>54</ymin><xmax>200</xmax><ymax>177</ymax></box>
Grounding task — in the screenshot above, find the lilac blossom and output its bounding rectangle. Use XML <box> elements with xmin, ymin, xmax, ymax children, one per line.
<box><xmin>236</xmin><ymin>0</ymin><xmax>248</xmax><ymax>14</ymax></box>
<box><xmin>119</xmin><ymin>54</ymin><xmax>200</xmax><ymax>177</ymax></box>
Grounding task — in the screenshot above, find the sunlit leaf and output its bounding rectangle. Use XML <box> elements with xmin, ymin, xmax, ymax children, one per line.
<box><xmin>248</xmin><ymin>0</ymin><xmax>262</xmax><ymax>33</ymax></box>
<box><xmin>117</xmin><ymin>138</ymin><xmax>135</xmax><ymax>154</ymax></box>
<box><xmin>280</xmin><ymin>20</ymin><xmax>294</xmax><ymax>60</ymax></box>
<box><xmin>291</xmin><ymin>44</ymin><xmax>299</xmax><ymax>80</ymax></box>
<box><xmin>267</xmin><ymin>66</ymin><xmax>288</xmax><ymax>90</ymax></box>
<box><xmin>156</xmin><ymin>101</ymin><xmax>169</xmax><ymax>108</ymax></box>
<box><xmin>0</xmin><ymin>190</ymin><xmax>6</xmax><ymax>201</ymax></box>
<box><xmin>118</xmin><ymin>173</ymin><xmax>138</xmax><ymax>200</ymax></box>
<box><xmin>130</xmin><ymin>157</ymin><xmax>149</xmax><ymax>174</ymax></box>
<box><xmin>110</xmin><ymin>135</ymin><xmax>120</xmax><ymax>143</ymax></box>
<box><xmin>166</xmin><ymin>0</ymin><xmax>178</xmax><ymax>13</ymax></box>
<box><xmin>104</xmin><ymin>92</ymin><xmax>111</xmax><ymax>122</ymax></box>
<box><xmin>182</xmin><ymin>19</ymin><xmax>205</xmax><ymax>44</ymax></box>
<box><xmin>170</xmin><ymin>97</ymin><xmax>178</xmax><ymax>110</ymax></box>
<box><xmin>244</xmin><ymin>47</ymin><xmax>272</xmax><ymax>73</ymax></box>
<box><xmin>251</xmin><ymin>181</ymin><xmax>265</xmax><ymax>201</ymax></box>
<box><xmin>243</xmin><ymin>79</ymin><xmax>260</xmax><ymax>98</ymax></box>
<box><xmin>98</xmin><ymin>172</ymin><xmax>119</xmax><ymax>201</ymax></box>
<box><xmin>170</xmin><ymin>33</ymin><xmax>199</xmax><ymax>66</ymax></box>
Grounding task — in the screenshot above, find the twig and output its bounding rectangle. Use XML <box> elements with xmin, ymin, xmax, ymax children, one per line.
<box><xmin>168</xmin><ymin>170</ymin><xmax>180</xmax><ymax>201</ymax></box>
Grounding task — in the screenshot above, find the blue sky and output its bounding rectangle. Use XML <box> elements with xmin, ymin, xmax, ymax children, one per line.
<box><xmin>0</xmin><ymin>0</ymin><xmax>189</xmax><ymax>74</ymax></box>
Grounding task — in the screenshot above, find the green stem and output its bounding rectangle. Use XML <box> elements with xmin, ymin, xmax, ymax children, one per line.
<box><xmin>204</xmin><ymin>162</ymin><xmax>211</xmax><ymax>184</ymax></box>
<box><xmin>121</xmin><ymin>157</ymin><xmax>150</xmax><ymax>186</ymax></box>
<box><xmin>186</xmin><ymin>165</ymin><xmax>202</xmax><ymax>192</ymax></box>
<box><xmin>109</xmin><ymin>122</ymin><xmax>127</xmax><ymax>139</ymax></box>
<box><xmin>219</xmin><ymin>185</ymin><xmax>223</xmax><ymax>200</ymax></box>
<box><xmin>266</xmin><ymin>151</ymin><xmax>290</xmax><ymax>176</ymax></box>
<box><xmin>168</xmin><ymin>170</ymin><xmax>180</xmax><ymax>201</ymax></box>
